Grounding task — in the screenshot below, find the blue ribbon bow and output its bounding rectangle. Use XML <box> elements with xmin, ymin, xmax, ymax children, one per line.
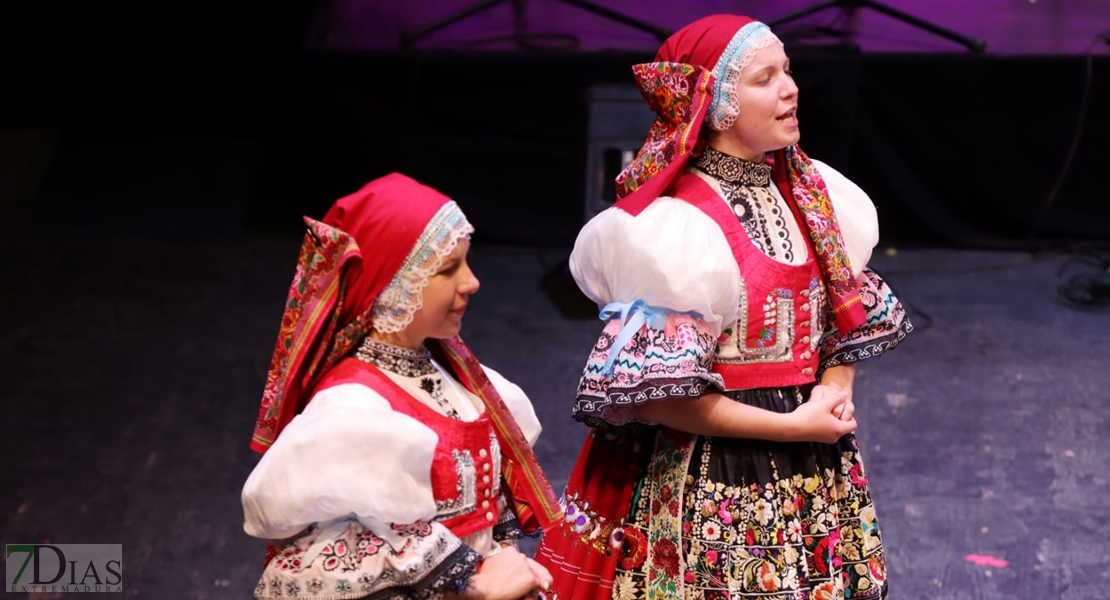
<box><xmin>598</xmin><ymin>300</ymin><xmax>675</xmax><ymax>377</ymax></box>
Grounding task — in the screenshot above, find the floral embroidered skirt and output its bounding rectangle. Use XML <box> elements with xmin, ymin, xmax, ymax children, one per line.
<box><xmin>536</xmin><ymin>386</ymin><xmax>888</xmax><ymax>600</ymax></box>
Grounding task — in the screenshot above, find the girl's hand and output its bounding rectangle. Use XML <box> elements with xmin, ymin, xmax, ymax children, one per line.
<box><xmin>810</xmin><ymin>383</ymin><xmax>854</xmax><ymax>422</ymax></box>
<box><xmin>526</xmin><ymin>557</ymin><xmax>553</xmax><ymax>590</ymax></box>
<box><xmin>447</xmin><ymin>546</ymin><xmax>545</xmax><ymax>600</ymax></box>
<box><xmin>787</xmin><ymin>385</ymin><xmax>857</xmax><ymax>444</ymax></box>
<box><xmin>818</xmin><ymin>365</ymin><xmax>856</xmax><ymax>422</ymax></box>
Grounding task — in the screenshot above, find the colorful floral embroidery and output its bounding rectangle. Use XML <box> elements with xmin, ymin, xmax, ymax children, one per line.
<box><xmin>716</xmin><ymin>282</ymin><xmax>802</xmax><ymax>367</ymax></box>
<box><xmin>575</xmin><ymin>314</ymin><xmax>723</xmax><ymax>430</ymax></box>
<box><xmin>253</xmin><ymin>520</ymin><xmax>480</xmax><ymax>600</ymax></box>
<box><xmin>780</xmin><ymin>146</ymin><xmax>859</xmax><ymax>313</ymax></box>
<box><xmin>616</xmin><ymin>62</ymin><xmax>714</xmax><ymax>200</ymax></box>
<box><xmin>559</xmin><ymin>495</ymin><xmax>626</xmax><ymax>557</ymax></box>
<box><xmin>620</xmin><ymin>527</ymin><xmax>649</xmax><ymax>570</ymax></box>
<box><xmin>253</xmin><ymin>218</ymin><xmax>364</xmax><ymax>450</ymax></box>
<box><xmin>820</xmin><ymin>268</ymin><xmax>913</xmax><ymax>370</ymax></box>
<box><xmin>606</xmin><ymin>430</ymin><xmax>886</xmax><ymax>599</ymax></box>
<box><xmin>645</xmin><ymin>430</ymin><xmax>696</xmax><ymax>600</ymax></box>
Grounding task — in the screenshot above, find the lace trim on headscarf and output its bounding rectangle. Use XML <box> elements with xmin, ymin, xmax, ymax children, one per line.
<box><xmin>707</xmin><ymin>21</ymin><xmax>783</xmax><ymax>131</ymax></box>
<box><xmin>370</xmin><ymin>201</ymin><xmax>475</xmax><ymax>334</ymax></box>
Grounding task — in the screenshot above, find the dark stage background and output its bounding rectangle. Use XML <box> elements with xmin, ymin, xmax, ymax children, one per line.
<box><xmin>4</xmin><ymin>1</ymin><xmax>1110</xmax><ymax>249</ymax></box>
<box><xmin>3</xmin><ymin>3</ymin><xmax>1110</xmax><ymax>600</ymax></box>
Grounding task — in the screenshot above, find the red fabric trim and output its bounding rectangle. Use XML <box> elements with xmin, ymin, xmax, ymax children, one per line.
<box><xmin>314</xmin><ymin>358</ymin><xmax>500</xmax><ymax>538</ymax></box>
<box><xmin>251</xmin><ymin>218</ymin><xmax>363</xmax><ymax>454</ymax></box>
<box><xmin>430</xmin><ymin>336</ymin><xmax>563</xmax><ymax>535</ymax></box>
<box><xmin>533</xmin><ymin>430</ymin><xmax>643</xmax><ymax>598</ymax></box>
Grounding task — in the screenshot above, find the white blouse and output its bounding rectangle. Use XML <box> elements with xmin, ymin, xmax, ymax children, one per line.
<box><xmin>570</xmin><ymin>159</ymin><xmax>879</xmax><ymax>337</ymax></box>
<box><xmin>241</xmin><ymin>361</ymin><xmax>542</xmax><ymax>559</ymax></box>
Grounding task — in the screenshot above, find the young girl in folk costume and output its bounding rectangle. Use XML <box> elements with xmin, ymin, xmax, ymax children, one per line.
<box><xmin>242</xmin><ymin>173</ymin><xmax>561</xmax><ymax>600</ymax></box>
<box><xmin>534</xmin><ymin>15</ymin><xmax>913</xmax><ymax>600</ymax></box>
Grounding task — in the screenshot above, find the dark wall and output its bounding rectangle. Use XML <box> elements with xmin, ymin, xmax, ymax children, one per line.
<box><xmin>847</xmin><ymin>54</ymin><xmax>1110</xmax><ymax>248</ymax></box>
<box><xmin>247</xmin><ymin>44</ymin><xmax>866</xmax><ymax>246</ymax></box>
<box><xmin>3</xmin><ymin>1</ymin><xmax>317</xmax><ymax>134</ymax></box>
<box><xmin>247</xmin><ymin>49</ymin><xmax>1110</xmax><ymax>248</ymax></box>
<box><xmin>5</xmin><ymin>1</ymin><xmax>1108</xmax><ymax>249</ymax></box>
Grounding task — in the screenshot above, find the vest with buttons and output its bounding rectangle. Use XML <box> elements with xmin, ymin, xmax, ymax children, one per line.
<box><xmin>671</xmin><ymin>173</ymin><xmax>827</xmax><ymax>391</ymax></box>
<box><xmin>313</xmin><ymin>357</ymin><xmax>502</xmax><ymax>538</ymax></box>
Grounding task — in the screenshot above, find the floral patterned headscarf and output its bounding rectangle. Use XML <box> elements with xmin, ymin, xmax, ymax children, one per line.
<box><xmin>250</xmin><ymin>173</ymin><xmax>473</xmax><ymax>453</ymax></box>
<box><xmin>613</xmin><ymin>14</ymin><xmax>772</xmax><ymax>211</ymax></box>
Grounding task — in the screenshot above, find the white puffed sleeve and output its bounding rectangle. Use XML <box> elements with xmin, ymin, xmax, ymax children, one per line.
<box><xmin>810</xmin><ymin>159</ymin><xmax>879</xmax><ymax>276</ymax></box>
<box><xmin>482</xmin><ymin>364</ymin><xmax>542</xmax><ymax>445</ymax></box>
<box><xmin>241</xmin><ymin>384</ymin><xmax>439</xmax><ymax>540</ymax></box>
<box><xmin>569</xmin><ymin>197</ymin><xmax>742</xmax><ymax>336</ymax></box>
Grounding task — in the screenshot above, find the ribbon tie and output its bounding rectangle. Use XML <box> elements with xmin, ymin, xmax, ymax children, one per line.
<box><xmin>598</xmin><ymin>300</ymin><xmax>680</xmax><ymax>377</ymax></box>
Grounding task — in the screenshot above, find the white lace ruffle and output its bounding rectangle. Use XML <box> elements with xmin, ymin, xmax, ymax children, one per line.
<box><xmin>708</xmin><ymin>22</ymin><xmax>783</xmax><ymax>132</ymax></box>
<box><xmin>371</xmin><ymin>201</ymin><xmax>475</xmax><ymax>334</ymax></box>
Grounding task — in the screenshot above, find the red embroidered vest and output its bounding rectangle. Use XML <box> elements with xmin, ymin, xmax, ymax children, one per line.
<box><xmin>313</xmin><ymin>357</ymin><xmax>503</xmax><ymax>538</ymax></box>
<box><xmin>671</xmin><ymin>173</ymin><xmax>826</xmax><ymax>390</ymax></box>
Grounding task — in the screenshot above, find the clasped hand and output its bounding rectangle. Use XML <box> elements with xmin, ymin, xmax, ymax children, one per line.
<box><xmin>446</xmin><ymin>545</ymin><xmax>553</xmax><ymax>600</ymax></box>
<box><xmin>793</xmin><ymin>384</ymin><xmax>856</xmax><ymax>444</ymax></box>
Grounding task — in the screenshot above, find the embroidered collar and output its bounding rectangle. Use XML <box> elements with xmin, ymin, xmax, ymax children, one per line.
<box><xmin>693</xmin><ymin>146</ymin><xmax>772</xmax><ymax>187</ymax></box>
<box><xmin>354</xmin><ymin>337</ymin><xmax>436</xmax><ymax>377</ymax></box>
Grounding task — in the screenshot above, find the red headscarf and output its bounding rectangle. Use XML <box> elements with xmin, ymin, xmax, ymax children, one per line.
<box><xmin>656</xmin><ymin>14</ymin><xmax>756</xmax><ymax>76</ymax></box>
<box><xmin>250</xmin><ymin>173</ymin><xmax>456</xmax><ymax>453</ymax></box>
<box><xmin>612</xmin><ymin>14</ymin><xmax>867</xmax><ymax>332</ymax></box>
<box><xmin>613</xmin><ymin>14</ymin><xmax>756</xmax><ymax>215</ymax></box>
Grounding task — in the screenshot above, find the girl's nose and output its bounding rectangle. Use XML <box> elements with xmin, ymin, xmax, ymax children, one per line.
<box><xmin>461</xmin><ymin>264</ymin><xmax>480</xmax><ymax>295</ymax></box>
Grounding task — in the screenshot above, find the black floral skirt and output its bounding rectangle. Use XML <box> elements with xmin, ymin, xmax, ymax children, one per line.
<box><xmin>536</xmin><ymin>385</ymin><xmax>889</xmax><ymax>600</ymax></box>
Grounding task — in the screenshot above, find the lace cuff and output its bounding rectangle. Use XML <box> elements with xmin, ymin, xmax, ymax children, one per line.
<box><xmin>573</xmin><ymin>313</ymin><xmax>723</xmax><ymax>432</ymax></box>
<box><xmin>819</xmin><ymin>268</ymin><xmax>914</xmax><ymax>370</ymax></box>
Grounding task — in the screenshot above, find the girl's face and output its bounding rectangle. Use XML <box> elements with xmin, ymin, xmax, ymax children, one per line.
<box><xmin>711</xmin><ymin>43</ymin><xmax>800</xmax><ymax>161</ymax></box>
<box><xmin>393</xmin><ymin>238</ymin><xmax>480</xmax><ymax>348</ymax></box>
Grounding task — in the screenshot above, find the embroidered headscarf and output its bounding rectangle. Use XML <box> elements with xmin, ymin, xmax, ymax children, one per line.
<box><xmin>250</xmin><ymin>173</ymin><xmax>474</xmax><ymax>453</ymax></box>
<box><xmin>613</xmin><ymin>14</ymin><xmax>867</xmax><ymax>331</ymax></box>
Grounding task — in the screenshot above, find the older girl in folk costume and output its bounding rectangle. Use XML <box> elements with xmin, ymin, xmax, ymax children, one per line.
<box><xmin>534</xmin><ymin>15</ymin><xmax>913</xmax><ymax>600</ymax></box>
<box><xmin>242</xmin><ymin>173</ymin><xmax>561</xmax><ymax>600</ymax></box>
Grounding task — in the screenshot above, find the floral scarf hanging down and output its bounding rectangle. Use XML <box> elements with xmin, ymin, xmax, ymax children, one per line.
<box><xmin>773</xmin><ymin>145</ymin><xmax>866</xmax><ymax>331</ymax></box>
<box><xmin>251</xmin><ymin>217</ymin><xmax>369</xmax><ymax>454</ymax></box>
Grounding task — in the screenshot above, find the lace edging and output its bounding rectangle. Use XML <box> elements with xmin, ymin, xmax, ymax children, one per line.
<box><xmin>819</xmin><ymin>318</ymin><xmax>914</xmax><ymax>371</ymax></box>
<box><xmin>371</xmin><ymin>201</ymin><xmax>475</xmax><ymax>334</ymax></box>
<box><xmin>708</xmin><ymin>24</ymin><xmax>783</xmax><ymax>132</ymax></box>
